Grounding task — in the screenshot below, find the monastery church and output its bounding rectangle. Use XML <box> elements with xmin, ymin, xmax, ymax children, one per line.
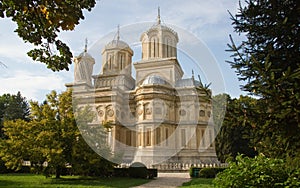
<box><xmin>66</xmin><ymin>10</ymin><xmax>218</xmax><ymax>166</ymax></box>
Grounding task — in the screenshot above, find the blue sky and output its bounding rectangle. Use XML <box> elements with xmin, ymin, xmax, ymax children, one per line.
<box><xmin>0</xmin><ymin>0</ymin><xmax>246</xmax><ymax>102</ymax></box>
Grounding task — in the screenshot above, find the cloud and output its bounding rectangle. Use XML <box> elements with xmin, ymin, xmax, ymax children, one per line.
<box><xmin>0</xmin><ymin>70</ymin><xmax>68</xmax><ymax>102</ymax></box>
<box><xmin>0</xmin><ymin>20</ymin><xmax>34</xmax><ymax>60</ymax></box>
<box><xmin>0</xmin><ymin>0</ymin><xmax>244</xmax><ymax>101</ymax></box>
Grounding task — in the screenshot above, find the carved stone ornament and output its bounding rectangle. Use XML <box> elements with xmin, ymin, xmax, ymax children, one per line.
<box><xmin>138</xmin><ymin>108</ymin><xmax>143</xmax><ymax>116</ymax></box>
<box><xmin>107</xmin><ymin>109</ymin><xmax>114</xmax><ymax>117</ymax></box>
<box><xmin>98</xmin><ymin>110</ymin><xmax>104</xmax><ymax>117</ymax></box>
<box><xmin>179</xmin><ymin>109</ymin><xmax>186</xmax><ymax>116</ymax></box>
<box><xmin>146</xmin><ymin>108</ymin><xmax>152</xmax><ymax>115</ymax></box>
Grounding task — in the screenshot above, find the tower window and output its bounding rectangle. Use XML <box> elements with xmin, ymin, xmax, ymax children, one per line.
<box><xmin>181</xmin><ymin>129</ymin><xmax>186</xmax><ymax>147</ymax></box>
<box><xmin>138</xmin><ymin>128</ymin><xmax>142</xmax><ymax>146</ymax></box>
<box><xmin>108</xmin><ymin>54</ymin><xmax>114</xmax><ymax>70</ymax></box>
<box><xmin>150</xmin><ymin>37</ymin><xmax>159</xmax><ymax>58</ymax></box>
<box><xmin>201</xmin><ymin>130</ymin><xmax>205</xmax><ymax>147</ymax></box>
<box><xmin>165</xmin><ymin>37</ymin><xmax>172</xmax><ymax>57</ymax></box>
<box><xmin>146</xmin><ymin>128</ymin><xmax>151</xmax><ymax>146</ymax></box>
<box><xmin>156</xmin><ymin>128</ymin><xmax>161</xmax><ymax>145</ymax></box>
<box><xmin>199</xmin><ymin>110</ymin><xmax>205</xmax><ymax>117</ymax></box>
<box><xmin>209</xmin><ymin>130</ymin><xmax>212</xmax><ymax>147</ymax></box>
<box><xmin>119</xmin><ymin>53</ymin><xmax>125</xmax><ymax>69</ymax></box>
<box><xmin>165</xmin><ymin>128</ymin><xmax>169</xmax><ymax>146</ymax></box>
<box><xmin>126</xmin><ymin>130</ymin><xmax>131</xmax><ymax>146</ymax></box>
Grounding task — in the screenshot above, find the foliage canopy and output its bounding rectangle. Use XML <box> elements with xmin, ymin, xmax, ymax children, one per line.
<box><xmin>0</xmin><ymin>90</ymin><xmax>113</xmax><ymax>178</ymax></box>
<box><xmin>0</xmin><ymin>0</ymin><xmax>96</xmax><ymax>71</ymax></box>
<box><xmin>214</xmin><ymin>95</ymin><xmax>257</xmax><ymax>163</ymax></box>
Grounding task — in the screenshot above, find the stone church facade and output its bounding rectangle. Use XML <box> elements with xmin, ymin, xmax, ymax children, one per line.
<box><xmin>66</xmin><ymin>12</ymin><xmax>218</xmax><ymax>166</ymax></box>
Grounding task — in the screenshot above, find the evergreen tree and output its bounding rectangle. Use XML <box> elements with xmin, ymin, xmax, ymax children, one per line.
<box><xmin>227</xmin><ymin>0</ymin><xmax>300</xmax><ymax>158</ymax></box>
<box><xmin>214</xmin><ymin>95</ymin><xmax>257</xmax><ymax>163</ymax></box>
<box><xmin>0</xmin><ymin>92</ymin><xmax>29</xmax><ymax>139</ymax></box>
<box><xmin>0</xmin><ymin>91</ymin><xmax>29</xmax><ymax>173</ymax></box>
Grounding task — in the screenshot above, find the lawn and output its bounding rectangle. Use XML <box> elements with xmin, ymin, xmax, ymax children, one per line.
<box><xmin>180</xmin><ymin>178</ymin><xmax>214</xmax><ymax>188</ymax></box>
<box><xmin>0</xmin><ymin>173</ymin><xmax>150</xmax><ymax>188</ymax></box>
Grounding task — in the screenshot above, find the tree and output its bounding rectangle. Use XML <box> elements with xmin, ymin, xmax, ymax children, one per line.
<box><xmin>0</xmin><ymin>91</ymin><xmax>30</xmax><ymax>173</ymax></box>
<box><xmin>0</xmin><ymin>90</ymin><xmax>114</xmax><ymax>178</ymax></box>
<box><xmin>0</xmin><ymin>92</ymin><xmax>30</xmax><ymax>122</ymax></box>
<box><xmin>0</xmin><ymin>92</ymin><xmax>30</xmax><ymax>139</ymax></box>
<box><xmin>227</xmin><ymin>0</ymin><xmax>300</xmax><ymax>159</ymax></box>
<box><xmin>0</xmin><ymin>0</ymin><xmax>96</xmax><ymax>71</ymax></box>
<box><xmin>214</xmin><ymin>95</ymin><xmax>257</xmax><ymax>163</ymax></box>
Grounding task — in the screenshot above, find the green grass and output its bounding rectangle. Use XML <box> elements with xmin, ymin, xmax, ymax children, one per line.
<box><xmin>180</xmin><ymin>178</ymin><xmax>214</xmax><ymax>188</ymax></box>
<box><xmin>0</xmin><ymin>173</ymin><xmax>150</xmax><ymax>188</ymax></box>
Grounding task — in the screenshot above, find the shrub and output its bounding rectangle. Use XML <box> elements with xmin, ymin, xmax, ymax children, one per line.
<box><xmin>198</xmin><ymin>168</ymin><xmax>216</xmax><ymax>178</ymax></box>
<box><xmin>198</xmin><ymin>168</ymin><xmax>226</xmax><ymax>178</ymax></box>
<box><xmin>213</xmin><ymin>154</ymin><xmax>290</xmax><ymax>187</ymax></box>
<box><xmin>128</xmin><ymin>162</ymin><xmax>148</xmax><ymax>179</ymax></box>
<box><xmin>283</xmin><ymin>168</ymin><xmax>300</xmax><ymax>187</ymax></box>
<box><xmin>147</xmin><ymin>169</ymin><xmax>157</xmax><ymax>179</ymax></box>
<box><xmin>113</xmin><ymin>168</ymin><xmax>129</xmax><ymax>177</ymax></box>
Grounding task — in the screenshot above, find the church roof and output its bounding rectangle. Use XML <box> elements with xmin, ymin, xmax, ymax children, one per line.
<box><xmin>141</xmin><ymin>75</ymin><xmax>170</xmax><ymax>86</ymax></box>
<box><xmin>141</xmin><ymin>7</ymin><xmax>178</xmax><ymax>42</ymax></box>
<box><xmin>75</xmin><ymin>38</ymin><xmax>95</xmax><ymax>62</ymax></box>
<box><xmin>77</xmin><ymin>51</ymin><xmax>94</xmax><ymax>59</ymax></box>
<box><xmin>104</xmin><ymin>25</ymin><xmax>132</xmax><ymax>51</ymax></box>
<box><xmin>175</xmin><ymin>78</ymin><xmax>202</xmax><ymax>88</ymax></box>
<box><xmin>105</xmin><ymin>39</ymin><xmax>130</xmax><ymax>50</ymax></box>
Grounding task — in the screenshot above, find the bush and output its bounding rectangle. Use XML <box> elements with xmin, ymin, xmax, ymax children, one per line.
<box><xmin>213</xmin><ymin>154</ymin><xmax>290</xmax><ymax>187</ymax></box>
<box><xmin>113</xmin><ymin>168</ymin><xmax>129</xmax><ymax>177</ymax></box>
<box><xmin>128</xmin><ymin>162</ymin><xmax>148</xmax><ymax>179</ymax></box>
<box><xmin>147</xmin><ymin>169</ymin><xmax>157</xmax><ymax>179</ymax></box>
<box><xmin>283</xmin><ymin>168</ymin><xmax>300</xmax><ymax>187</ymax></box>
<box><xmin>199</xmin><ymin>168</ymin><xmax>217</xmax><ymax>178</ymax></box>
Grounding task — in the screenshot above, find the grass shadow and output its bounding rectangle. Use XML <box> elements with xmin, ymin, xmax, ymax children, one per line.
<box><xmin>0</xmin><ymin>174</ymin><xmax>150</xmax><ymax>188</ymax></box>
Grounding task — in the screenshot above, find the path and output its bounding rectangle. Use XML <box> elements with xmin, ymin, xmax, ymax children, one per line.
<box><xmin>132</xmin><ymin>173</ymin><xmax>191</xmax><ymax>188</ymax></box>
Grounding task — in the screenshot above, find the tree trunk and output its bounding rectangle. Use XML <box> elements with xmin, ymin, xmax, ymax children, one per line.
<box><xmin>55</xmin><ymin>166</ymin><xmax>61</xmax><ymax>179</ymax></box>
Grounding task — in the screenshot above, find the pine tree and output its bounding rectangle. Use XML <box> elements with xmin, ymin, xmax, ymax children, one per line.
<box><xmin>214</xmin><ymin>95</ymin><xmax>257</xmax><ymax>162</ymax></box>
<box><xmin>227</xmin><ymin>0</ymin><xmax>300</xmax><ymax>158</ymax></box>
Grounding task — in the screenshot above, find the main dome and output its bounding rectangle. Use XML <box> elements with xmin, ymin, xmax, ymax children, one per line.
<box><xmin>141</xmin><ymin>75</ymin><xmax>170</xmax><ymax>86</ymax></box>
<box><xmin>105</xmin><ymin>39</ymin><xmax>130</xmax><ymax>50</ymax></box>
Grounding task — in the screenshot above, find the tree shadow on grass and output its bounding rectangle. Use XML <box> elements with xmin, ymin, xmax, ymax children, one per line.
<box><xmin>47</xmin><ymin>177</ymin><xmax>150</xmax><ymax>188</ymax></box>
<box><xmin>181</xmin><ymin>178</ymin><xmax>213</xmax><ymax>188</ymax></box>
<box><xmin>0</xmin><ymin>180</ymin><xmax>20</xmax><ymax>187</ymax></box>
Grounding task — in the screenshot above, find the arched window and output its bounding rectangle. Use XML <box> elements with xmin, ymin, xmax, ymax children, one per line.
<box><xmin>138</xmin><ymin>128</ymin><xmax>142</xmax><ymax>146</ymax></box>
<box><xmin>165</xmin><ymin>128</ymin><xmax>169</xmax><ymax>146</ymax></box>
<box><xmin>165</xmin><ymin>38</ymin><xmax>172</xmax><ymax>57</ymax></box>
<box><xmin>108</xmin><ymin>54</ymin><xmax>114</xmax><ymax>70</ymax></box>
<box><xmin>199</xmin><ymin>110</ymin><xmax>205</xmax><ymax>117</ymax></box>
<box><xmin>201</xmin><ymin>130</ymin><xmax>205</xmax><ymax>147</ymax></box>
<box><xmin>181</xmin><ymin>129</ymin><xmax>186</xmax><ymax>147</ymax></box>
<box><xmin>150</xmin><ymin>37</ymin><xmax>159</xmax><ymax>58</ymax></box>
<box><xmin>209</xmin><ymin>129</ymin><xmax>213</xmax><ymax>147</ymax></box>
<box><xmin>156</xmin><ymin>127</ymin><xmax>161</xmax><ymax>145</ymax></box>
<box><xmin>146</xmin><ymin>128</ymin><xmax>151</xmax><ymax>146</ymax></box>
<box><xmin>119</xmin><ymin>53</ymin><xmax>125</xmax><ymax>70</ymax></box>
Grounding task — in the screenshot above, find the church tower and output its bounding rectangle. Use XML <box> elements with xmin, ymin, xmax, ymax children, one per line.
<box><xmin>94</xmin><ymin>26</ymin><xmax>135</xmax><ymax>90</ymax></box>
<box><xmin>134</xmin><ymin>8</ymin><xmax>183</xmax><ymax>85</ymax></box>
<box><xmin>73</xmin><ymin>39</ymin><xmax>95</xmax><ymax>86</ymax></box>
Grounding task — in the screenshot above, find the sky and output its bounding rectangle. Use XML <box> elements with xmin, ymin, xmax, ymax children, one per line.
<box><xmin>0</xmin><ymin>0</ymin><xmax>247</xmax><ymax>102</ymax></box>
